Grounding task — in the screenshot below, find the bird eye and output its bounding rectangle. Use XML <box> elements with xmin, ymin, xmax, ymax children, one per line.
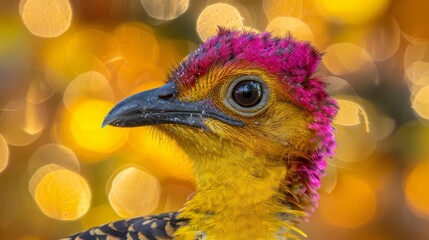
<box><xmin>232</xmin><ymin>81</ymin><xmax>262</xmax><ymax>107</ymax></box>
<box><xmin>223</xmin><ymin>75</ymin><xmax>269</xmax><ymax>116</ymax></box>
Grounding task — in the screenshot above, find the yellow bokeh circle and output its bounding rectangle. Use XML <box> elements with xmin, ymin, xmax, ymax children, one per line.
<box><xmin>320</xmin><ymin>175</ymin><xmax>377</xmax><ymax>228</ymax></box>
<box><xmin>405</xmin><ymin>161</ymin><xmax>429</xmax><ymax>218</ymax></box>
<box><xmin>29</xmin><ymin>164</ymin><xmax>91</xmax><ymax>220</ymax></box>
<box><xmin>196</xmin><ymin>3</ymin><xmax>243</xmax><ymax>41</ymax></box>
<box><xmin>20</xmin><ymin>0</ymin><xmax>72</xmax><ymax>38</ymax></box>
<box><xmin>108</xmin><ymin>167</ymin><xmax>160</xmax><ymax>218</ymax></box>
<box><xmin>69</xmin><ymin>99</ymin><xmax>128</xmax><ymax>154</ymax></box>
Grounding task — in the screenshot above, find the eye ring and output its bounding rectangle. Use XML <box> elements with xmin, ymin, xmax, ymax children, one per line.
<box><xmin>223</xmin><ymin>75</ymin><xmax>269</xmax><ymax>116</ymax></box>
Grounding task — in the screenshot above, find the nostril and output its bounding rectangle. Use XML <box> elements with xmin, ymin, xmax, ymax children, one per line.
<box><xmin>158</xmin><ymin>92</ymin><xmax>174</xmax><ymax>99</ymax></box>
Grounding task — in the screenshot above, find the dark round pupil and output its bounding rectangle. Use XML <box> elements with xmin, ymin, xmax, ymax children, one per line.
<box><xmin>232</xmin><ymin>80</ymin><xmax>262</xmax><ymax>107</ymax></box>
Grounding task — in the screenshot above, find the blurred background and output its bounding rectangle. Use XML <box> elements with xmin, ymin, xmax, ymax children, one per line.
<box><xmin>1</xmin><ymin>0</ymin><xmax>429</xmax><ymax>239</ymax></box>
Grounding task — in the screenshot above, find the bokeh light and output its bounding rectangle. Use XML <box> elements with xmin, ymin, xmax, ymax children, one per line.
<box><xmin>140</xmin><ymin>0</ymin><xmax>189</xmax><ymax>20</ymax></box>
<box><xmin>405</xmin><ymin>161</ymin><xmax>429</xmax><ymax>219</ymax></box>
<box><xmin>412</xmin><ymin>86</ymin><xmax>429</xmax><ymax>120</ymax></box>
<box><xmin>320</xmin><ymin>175</ymin><xmax>377</xmax><ymax>228</ymax></box>
<box><xmin>333</xmin><ymin>98</ymin><xmax>377</xmax><ymax>163</ymax></box>
<box><xmin>67</xmin><ymin>30</ymin><xmax>119</xmax><ymax>78</ymax></box>
<box><xmin>108</xmin><ymin>167</ymin><xmax>160</xmax><ymax>218</ymax></box>
<box><xmin>27</xmin><ymin>144</ymin><xmax>80</xmax><ymax>174</ymax></box>
<box><xmin>69</xmin><ymin>99</ymin><xmax>128</xmax><ymax>155</ymax></box>
<box><xmin>26</xmin><ymin>76</ymin><xmax>55</xmax><ymax>104</ymax></box>
<box><xmin>263</xmin><ymin>0</ymin><xmax>303</xmax><ymax>20</ymax></box>
<box><xmin>196</xmin><ymin>3</ymin><xmax>243</xmax><ymax>41</ymax></box>
<box><xmin>0</xmin><ymin>99</ymin><xmax>44</xmax><ymax>146</ymax></box>
<box><xmin>20</xmin><ymin>0</ymin><xmax>72</xmax><ymax>38</ymax></box>
<box><xmin>63</xmin><ymin>71</ymin><xmax>114</xmax><ymax>111</ymax></box>
<box><xmin>0</xmin><ymin>134</ymin><xmax>9</xmax><ymax>173</ymax></box>
<box><xmin>323</xmin><ymin>43</ymin><xmax>378</xmax><ymax>88</ymax></box>
<box><xmin>266</xmin><ymin>17</ymin><xmax>314</xmax><ymax>42</ymax></box>
<box><xmin>334</xmin><ymin>99</ymin><xmax>369</xmax><ymax>130</ymax></box>
<box><xmin>29</xmin><ymin>164</ymin><xmax>91</xmax><ymax>220</ymax></box>
<box><xmin>316</xmin><ymin>0</ymin><xmax>390</xmax><ymax>25</ymax></box>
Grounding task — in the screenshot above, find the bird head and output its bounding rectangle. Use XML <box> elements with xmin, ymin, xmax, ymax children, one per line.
<box><xmin>103</xmin><ymin>29</ymin><xmax>338</xmax><ymax>216</ymax></box>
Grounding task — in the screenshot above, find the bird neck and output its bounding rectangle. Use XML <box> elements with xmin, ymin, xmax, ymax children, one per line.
<box><xmin>174</xmin><ymin>140</ymin><xmax>305</xmax><ymax>240</ymax></box>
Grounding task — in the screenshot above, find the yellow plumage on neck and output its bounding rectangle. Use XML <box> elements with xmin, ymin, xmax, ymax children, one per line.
<box><xmin>172</xmin><ymin>138</ymin><xmax>306</xmax><ymax>240</ymax></box>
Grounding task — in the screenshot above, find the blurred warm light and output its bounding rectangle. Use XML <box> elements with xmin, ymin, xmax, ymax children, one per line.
<box><xmin>157</xmin><ymin>38</ymin><xmax>197</xmax><ymax>71</ymax></box>
<box><xmin>140</xmin><ymin>0</ymin><xmax>189</xmax><ymax>20</ymax></box>
<box><xmin>392</xmin><ymin>0</ymin><xmax>429</xmax><ymax>39</ymax></box>
<box><xmin>117</xmin><ymin>62</ymin><xmax>165</xmax><ymax>95</ymax></box>
<box><xmin>316</xmin><ymin>0</ymin><xmax>390</xmax><ymax>25</ymax></box>
<box><xmin>324</xmin><ymin>76</ymin><xmax>355</xmax><ymax>95</ymax></box>
<box><xmin>365</xmin><ymin>18</ymin><xmax>401</xmax><ymax>61</ymax></box>
<box><xmin>0</xmin><ymin>99</ymin><xmax>43</xmax><ymax>146</ymax></box>
<box><xmin>320</xmin><ymin>175</ymin><xmax>377</xmax><ymax>228</ymax></box>
<box><xmin>302</xmin><ymin>14</ymin><xmax>329</xmax><ymax>46</ymax></box>
<box><xmin>20</xmin><ymin>0</ymin><xmax>72</xmax><ymax>38</ymax></box>
<box><xmin>69</xmin><ymin>99</ymin><xmax>128</xmax><ymax>155</ymax></box>
<box><xmin>68</xmin><ymin>30</ymin><xmax>120</xmax><ymax>78</ymax></box>
<box><xmin>108</xmin><ymin>167</ymin><xmax>160</xmax><ymax>217</ymax></box>
<box><xmin>323</xmin><ymin>43</ymin><xmax>378</xmax><ymax>88</ymax></box>
<box><xmin>164</xmin><ymin>184</ymin><xmax>194</xmax><ymax>212</ymax></box>
<box><xmin>26</xmin><ymin>77</ymin><xmax>55</xmax><ymax>104</ymax></box>
<box><xmin>405</xmin><ymin>61</ymin><xmax>429</xmax><ymax>86</ymax></box>
<box><xmin>24</xmin><ymin>100</ymin><xmax>47</xmax><ymax>135</ymax></box>
<box><xmin>28</xmin><ymin>143</ymin><xmax>80</xmax><ymax>174</ymax></box>
<box><xmin>263</xmin><ymin>0</ymin><xmax>303</xmax><ymax>20</ymax></box>
<box><xmin>128</xmin><ymin>127</ymin><xmax>193</xmax><ymax>181</ymax></box>
<box><xmin>323</xmin><ymin>43</ymin><xmax>373</xmax><ymax>74</ymax></box>
<box><xmin>334</xmin><ymin>99</ymin><xmax>369</xmax><ymax>131</ymax></box>
<box><xmin>404</xmin><ymin>42</ymin><xmax>429</xmax><ymax>69</ymax></box>
<box><xmin>63</xmin><ymin>71</ymin><xmax>114</xmax><ymax>111</ymax></box>
<box><xmin>113</xmin><ymin>23</ymin><xmax>159</xmax><ymax>66</ymax></box>
<box><xmin>266</xmin><ymin>17</ymin><xmax>314</xmax><ymax>42</ymax></box>
<box><xmin>0</xmin><ymin>134</ymin><xmax>9</xmax><ymax>173</ymax></box>
<box><xmin>29</xmin><ymin>164</ymin><xmax>91</xmax><ymax>220</ymax></box>
<box><xmin>320</xmin><ymin>162</ymin><xmax>337</xmax><ymax>194</ymax></box>
<box><xmin>333</xmin><ymin>98</ymin><xmax>377</xmax><ymax>163</ymax></box>
<box><xmin>44</xmin><ymin>36</ymin><xmax>78</xmax><ymax>92</ymax></box>
<box><xmin>405</xmin><ymin>161</ymin><xmax>429</xmax><ymax>219</ymax></box>
<box><xmin>196</xmin><ymin>3</ymin><xmax>243</xmax><ymax>41</ymax></box>
<box><xmin>412</xmin><ymin>86</ymin><xmax>429</xmax><ymax>120</ymax></box>
<box><xmin>80</xmin><ymin>204</ymin><xmax>120</xmax><ymax>230</ymax></box>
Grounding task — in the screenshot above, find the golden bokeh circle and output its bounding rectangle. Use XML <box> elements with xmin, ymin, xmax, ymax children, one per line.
<box><xmin>27</xmin><ymin>143</ymin><xmax>80</xmax><ymax>174</ymax></box>
<box><xmin>29</xmin><ymin>164</ymin><xmax>91</xmax><ymax>220</ymax></box>
<box><xmin>20</xmin><ymin>0</ymin><xmax>72</xmax><ymax>38</ymax></box>
<box><xmin>412</xmin><ymin>86</ymin><xmax>429</xmax><ymax>120</ymax></box>
<box><xmin>320</xmin><ymin>175</ymin><xmax>377</xmax><ymax>228</ymax></box>
<box><xmin>196</xmin><ymin>3</ymin><xmax>243</xmax><ymax>41</ymax></box>
<box><xmin>108</xmin><ymin>167</ymin><xmax>160</xmax><ymax>218</ymax></box>
<box><xmin>140</xmin><ymin>0</ymin><xmax>189</xmax><ymax>20</ymax></box>
<box><xmin>266</xmin><ymin>16</ymin><xmax>314</xmax><ymax>42</ymax></box>
<box><xmin>69</xmin><ymin>99</ymin><xmax>128</xmax><ymax>154</ymax></box>
<box><xmin>405</xmin><ymin>161</ymin><xmax>429</xmax><ymax>218</ymax></box>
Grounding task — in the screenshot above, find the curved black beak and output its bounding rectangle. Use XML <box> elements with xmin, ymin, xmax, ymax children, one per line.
<box><xmin>102</xmin><ymin>82</ymin><xmax>244</xmax><ymax>129</ymax></box>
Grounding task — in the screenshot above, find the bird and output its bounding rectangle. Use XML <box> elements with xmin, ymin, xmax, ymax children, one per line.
<box><xmin>63</xmin><ymin>28</ymin><xmax>338</xmax><ymax>240</ymax></box>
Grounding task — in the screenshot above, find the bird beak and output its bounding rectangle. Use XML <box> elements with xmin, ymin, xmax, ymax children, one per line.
<box><xmin>102</xmin><ymin>82</ymin><xmax>244</xmax><ymax>129</ymax></box>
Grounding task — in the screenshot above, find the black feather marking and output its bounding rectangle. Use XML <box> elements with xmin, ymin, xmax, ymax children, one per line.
<box><xmin>61</xmin><ymin>212</ymin><xmax>187</xmax><ymax>240</ymax></box>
